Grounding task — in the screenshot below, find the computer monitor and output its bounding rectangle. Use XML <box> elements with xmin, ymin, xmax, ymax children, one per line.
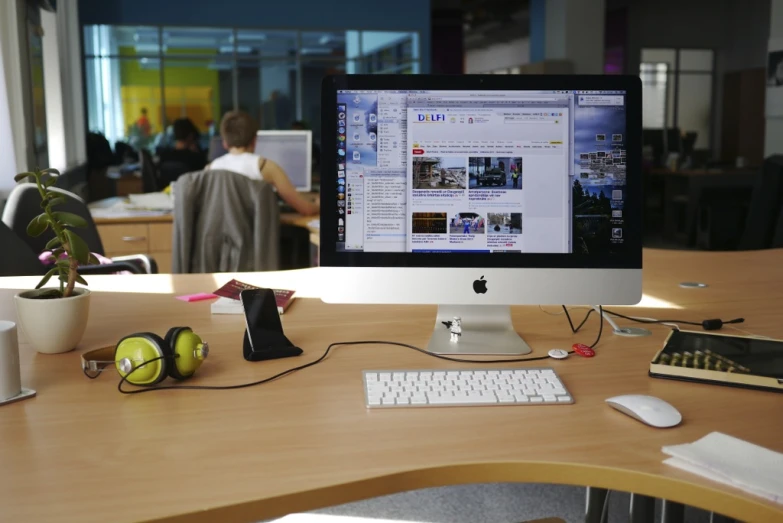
<box><xmin>319</xmin><ymin>75</ymin><xmax>642</xmax><ymax>355</ymax></box>
<box><xmin>254</xmin><ymin>130</ymin><xmax>312</xmax><ymax>192</ymax></box>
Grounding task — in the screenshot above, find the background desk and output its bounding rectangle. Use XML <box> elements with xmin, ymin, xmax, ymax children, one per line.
<box><xmin>0</xmin><ymin>249</ymin><xmax>782</xmax><ymax>523</ymax></box>
<box><xmin>644</xmin><ymin>168</ymin><xmax>758</xmax><ymax>248</ymax></box>
<box><xmin>89</xmin><ymin>197</ymin><xmax>320</xmax><ymax>272</ymax></box>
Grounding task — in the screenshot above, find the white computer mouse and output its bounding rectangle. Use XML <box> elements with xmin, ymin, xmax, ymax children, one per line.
<box><xmin>605</xmin><ymin>394</ymin><xmax>682</xmax><ymax>428</ymax></box>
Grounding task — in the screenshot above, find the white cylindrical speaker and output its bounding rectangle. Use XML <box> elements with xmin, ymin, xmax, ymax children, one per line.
<box><xmin>0</xmin><ymin>321</ymin><xmax>22</xmax><ymax>401</ymax></box>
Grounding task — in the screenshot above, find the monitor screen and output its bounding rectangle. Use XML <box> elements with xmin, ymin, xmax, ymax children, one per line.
<box><xmin>319</xmin><ymin>76</ymin><xmax>641</xmax><ymax>307</ymax></box>
<box><xmin>254</xmin><ymin>131</ymin><xmax>312</xmax><ymax>191</ymax></box>
<box><xmin>331</xmin><ymin>88</ymin><xmax>629</xmax><ymax>256</ymax></box>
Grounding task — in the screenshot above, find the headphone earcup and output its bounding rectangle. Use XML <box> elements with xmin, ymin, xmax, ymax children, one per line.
<box><xmin>164</xmin><ymin>326</ymin><xmax>204</xmax><ymax>380</ymax></box>
<box><xmin>114</xmin><ymin>332</ymin><xmax>170</xmax><ymax>386</ymax></box>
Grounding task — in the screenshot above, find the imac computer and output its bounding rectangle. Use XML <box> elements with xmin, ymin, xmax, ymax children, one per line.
<box><xmin>254</xmin><ymin>130</ymin><xmax>312</xmax><ymax>192</ymax></box>
<box><xmin>319</xmin><ymin>75</ymin><xmax>642</xmax><ymax>355</ymax></box>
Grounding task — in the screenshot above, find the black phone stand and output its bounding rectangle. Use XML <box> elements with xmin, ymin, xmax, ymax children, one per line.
<box><xmin>242</xmin><ymin>289</ymin><xmax>303</xmax><ymax>362</ymax></box>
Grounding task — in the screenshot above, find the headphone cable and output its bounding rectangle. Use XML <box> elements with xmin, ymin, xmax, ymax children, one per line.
<box><xmin>117</xmin><ymin>329</ymin><xmax>607</xmax><ymax>395</ymax></box>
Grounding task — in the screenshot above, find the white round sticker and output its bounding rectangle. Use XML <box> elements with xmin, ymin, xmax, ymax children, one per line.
<box><xmin>548</xmin><ymin>349</ymin><xmax>569</xmax><ymax>360</ymax></box>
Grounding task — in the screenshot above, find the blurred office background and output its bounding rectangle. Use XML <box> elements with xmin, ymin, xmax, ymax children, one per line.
<box><xmin>0</xmin><ymin>0</ymin><xmax>780</xmax><ymax>250</ymax></box>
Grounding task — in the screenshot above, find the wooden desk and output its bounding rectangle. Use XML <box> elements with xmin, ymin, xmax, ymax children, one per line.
<box><xmin>1</xmin><ymin>249</ymin><xmax>782</xmax><ymax>523</ymax></box>
<box><xmin>106</xmin><ymin>166</ymin><xmax>144</xmax><ymax>196</ymax></box>
<box><xmin>89</xmin><ymin>198</ymin><xmax>319</xmax><ymax>272</ymax></box>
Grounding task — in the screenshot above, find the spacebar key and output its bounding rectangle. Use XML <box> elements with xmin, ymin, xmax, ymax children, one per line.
<box><xmin>428</xmin><ymin>394</ymin><xmax>498</xmax><ymax>405</ymax></box>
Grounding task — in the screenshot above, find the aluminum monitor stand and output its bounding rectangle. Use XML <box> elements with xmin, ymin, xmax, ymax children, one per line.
<box><xmin>594</xmin><ymin>305</ymin><xmax>652</xmax><ymax>337</ymax></box>
<box><xmin>427</xmin><ymin>305</ymin><xmax>532</xmax><ymax>355</ymax></box>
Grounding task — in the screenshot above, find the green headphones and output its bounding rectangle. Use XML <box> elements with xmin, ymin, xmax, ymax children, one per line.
<box><xmin>81</xmin><ymin>327</ymin><xmax>209</xmax><ymax>386</ymax></box>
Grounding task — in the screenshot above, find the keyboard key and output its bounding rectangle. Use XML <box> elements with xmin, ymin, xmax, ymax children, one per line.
<box><xmin>431</xmin><ymin>394</ymin><xmax>498</xmax><ymax>405</ymax></box>
<box><xmin>530</xmin><ymin>397</ymin><xmax>544</xmax><ymax>403</ymax></box>
<box><xmin>557</xmin><ymin>396</ymin><xmax>572</xmax><ymax>402</ymax></box>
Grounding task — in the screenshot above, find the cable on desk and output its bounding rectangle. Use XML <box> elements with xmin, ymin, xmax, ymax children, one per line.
<box><xmin>117</xmin><ymin>337</ymin><xmax>584</xmax><ymax>395</ymax></box>
<box><xmin>558</xmin><ymin>306</ymin><xmax>744</xmax><ymax>334</ymax></box>
<box><xmin>560</xmin><ymin>306</ymin><xmax>604</xmax><ymax>349</ymax></box>
<box><xmin>601</xmin><ymin>308</ymin><xmax>743</xmax><ymax>331</ymax></box>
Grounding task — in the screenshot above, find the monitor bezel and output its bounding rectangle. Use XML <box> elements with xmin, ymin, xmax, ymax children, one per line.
<box><xmin>320</xmin><ymin>74</ymin><xmax>642</xmax><ymax>270</ymax></box>
<box><xmin>256</xmin><ymin>130</ymin><xmax>313</xmax><ymax>192</ymax></box>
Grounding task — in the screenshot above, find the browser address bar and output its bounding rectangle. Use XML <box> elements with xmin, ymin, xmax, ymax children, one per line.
<box><xmin>504</xmin><ymin>119</ymin><xmax>556</xmax><ymax>124</ymax></box>
<box><xmin>418</xmin><ymin>97</ymin><xmax>561</xmax><ymax>102</ymax></box>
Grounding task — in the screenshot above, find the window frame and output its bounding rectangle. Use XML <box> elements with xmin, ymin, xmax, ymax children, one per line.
<box><xmin>82</xmin><ymin>25</ymin><xmax>422</xmax><ymax>145</ymax></box>
<box><xmin>639</xmin><ymin>47</ymin><xmax>716</xmax><ymax>152</ymax></box>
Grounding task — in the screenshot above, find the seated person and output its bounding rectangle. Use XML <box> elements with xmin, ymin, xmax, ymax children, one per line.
<box><xmin>158</xmin><ymin>119</ymin><xmax>207</xmax><ymax>183</ymax></box>
<box><xmin>209</xmin><ymin>111</ymin><xmax>319</xmax><ymax>216</ymax></box>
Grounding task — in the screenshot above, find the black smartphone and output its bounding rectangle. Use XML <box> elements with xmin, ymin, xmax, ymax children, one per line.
<box><xmin>240</xmin><ymin>288</ymin><xmax>302</xmax><ymax>361</ymax></box>
<box><xmin>240</xmin><ymin>288</ymin><xmax>283</xmax><ymax>350</ymax></box>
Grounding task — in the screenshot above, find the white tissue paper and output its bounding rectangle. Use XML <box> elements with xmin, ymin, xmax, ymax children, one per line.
<box><xmin>662</xmin><ymin>432</ymin><xmax>783</xmax><ymax>504</ymax></box>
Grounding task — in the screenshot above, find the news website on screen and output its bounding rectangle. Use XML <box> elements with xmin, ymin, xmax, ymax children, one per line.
<box><xmin>335</xmin><ymin>89</ymin><xmax>627</xmax><ymax>255</ymax></box>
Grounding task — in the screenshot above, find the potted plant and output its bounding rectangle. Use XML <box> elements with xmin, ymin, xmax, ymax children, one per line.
<box><xmin>13</xmin><ymin>168</ymin><xmax>97</xmax><ymax>354</ymax></box>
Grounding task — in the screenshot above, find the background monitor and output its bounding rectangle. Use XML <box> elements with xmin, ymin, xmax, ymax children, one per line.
<box><xmin>207</xmin><ymin>136</ymin><xmax>227</xmax><ymax>162</ymax></box>
<box><xmin>254</xmin><ymin>130</ymin><xmax>312</xmax><ymax>192</ymax></box>
<box><xmin>319</xmin><ymin>75</ymin><xmax>642</xmax><ymax>355</ymax></box>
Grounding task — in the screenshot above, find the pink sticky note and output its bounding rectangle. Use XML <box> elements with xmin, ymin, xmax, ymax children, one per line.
<box><xmin>176</xmin><ymin>293</ymin><xmax>218</xmax><ymax>302</ymax></box>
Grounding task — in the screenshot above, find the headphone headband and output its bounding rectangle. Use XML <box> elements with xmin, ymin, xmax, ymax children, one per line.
<box><xmin>81</xmin><ymin>346</ymin><xmax>117</xmax><ymax>373</ymax></box>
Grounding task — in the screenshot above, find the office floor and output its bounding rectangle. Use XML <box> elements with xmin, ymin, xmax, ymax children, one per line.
<box><xmin>270</xmin><ymin>483</ymin><xmax>715</xmax><ymax>523</ymax></box>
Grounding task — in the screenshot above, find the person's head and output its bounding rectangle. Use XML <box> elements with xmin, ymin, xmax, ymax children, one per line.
<box><xmin>291</xmin><ymin>120</ymin><xmax>309</xmax><ymax>131</ymax></box>
<box><xmin>173</xmin><ymin>118</ymin><xmax>198</xmax><ymax>145</ymax></box>
<box><xmin>141</xmin><ymin>107</ymin><xmax>148</xmax><ymax>116</ymax></box>
<box><xmin>220</xmin><ymin>111</ymin><xmax>258</xmax><ymax>150</ymax></box>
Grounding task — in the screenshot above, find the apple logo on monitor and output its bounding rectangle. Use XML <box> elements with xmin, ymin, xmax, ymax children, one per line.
<box><xmin>473</xmin><ymin>276</ymin><xmax>488</xmax><ymax>294</ymax></box>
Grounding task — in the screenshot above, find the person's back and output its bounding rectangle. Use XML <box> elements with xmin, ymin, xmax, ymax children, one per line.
<box><xmin>210</xmin><ymin>151</ymin><xmax>262</xmax><ymax>180</ymax></box>
<box><xmin>208</xmin><ymin>111</ymin><xmax>318</xmax><ymax>216</ymax></box>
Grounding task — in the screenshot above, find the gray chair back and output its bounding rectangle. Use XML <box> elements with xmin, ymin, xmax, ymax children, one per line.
<box><xmin>0</xmin><ymin>221</ymin><xmax>46</xmax><ymax>276</ymax></box>
<box><xmin>2</xmin><ymin>183</ymin><xmax>105</xmax><ymax>256</ymax></box>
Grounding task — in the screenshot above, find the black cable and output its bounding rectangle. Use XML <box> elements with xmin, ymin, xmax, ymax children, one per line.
<box><xmin>602</xmin><ymin>308</ymin><xmax>702</xmax><ymax>326</ymax></box>
<box><xmin>562</xmin><ymin>306</ymin><xmax>595</xmax><ymax>333</ymax></box>
<box><xmin>117</xmin><ymin>340</ymin><xmax>571</xmax><ymax>395</ymax></box>
<box><xmin>561</xmin><ymin>306</ymin><xmax>603</xmax><ymax>349</ymax></box>
<box><xmin>602</xmin><ymin>308</ymin><xmax>744</xmax><ymax>330</ymax></box>
<box><xmin>590</xmin><ymin>306</ymin><xmax>604</xmax><ymax>349</ymax></box>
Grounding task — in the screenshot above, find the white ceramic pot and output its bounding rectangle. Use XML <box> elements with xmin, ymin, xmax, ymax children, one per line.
<box><xmin>14</xmin><ymin>288</ymin><xmax>91</xmax><ymax>354</ymax></box>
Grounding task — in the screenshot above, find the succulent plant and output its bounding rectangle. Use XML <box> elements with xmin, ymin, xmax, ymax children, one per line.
<box><xmin>14</xmin><ymin>168</ymin><xmax>97</xmax><ymax>298</ymax></box>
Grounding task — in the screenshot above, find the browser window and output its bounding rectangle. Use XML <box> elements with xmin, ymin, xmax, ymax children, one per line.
<box><xmin>335</xmin><ymin>89</ymin><xmax>627</xmax><ymax>255</ymax></box>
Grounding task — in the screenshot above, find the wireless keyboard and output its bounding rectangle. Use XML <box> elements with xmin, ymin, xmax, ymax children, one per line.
<box><xmin>363</xmin><ymin>368</ymin><xmax>573</xmax><ymax>408</ymax></box>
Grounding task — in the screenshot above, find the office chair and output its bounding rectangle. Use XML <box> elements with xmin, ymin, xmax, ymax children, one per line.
<box><xmin>2</xmin><ymin>184</ymin><xmax>157</xmax><ymax>274</ymax></box>
<box><xmin>139</xmin><ymin>149</ymin><xmax>161</xmax><ymax>193</ymax></box>
<box><xmin>0</xmin><ymin>222</ymin><xmax>47</xmax><ymax>277</ymax></box>
<box><xmin>773</xmin><ymin>206</ymin><xmax>783</xmax><ymax>248</ymax></box>
<box><xmin>279</xmin><ymin>224</ymin><xmax>312</xmax><ymax>270</ymax></box>
<box><xmin>158</xmin><ymin>160</ymin><xmax>192</xmax><ymax>189</ymax></box>
<box><xmin>172</xmin><ymin>170</ymin><xmax>279</xmax><ymax>273</ymax></box>
<box><xmin>738</xmin><ymin>155</ymin><xmax>783</xmax><ymax>250</ymax></box>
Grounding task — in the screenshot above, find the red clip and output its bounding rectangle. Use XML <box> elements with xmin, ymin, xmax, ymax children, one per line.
<box><xmin>572</xmin><ymin>343</ymin><xmax>595</xmax><ymax>358</ymax></box>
